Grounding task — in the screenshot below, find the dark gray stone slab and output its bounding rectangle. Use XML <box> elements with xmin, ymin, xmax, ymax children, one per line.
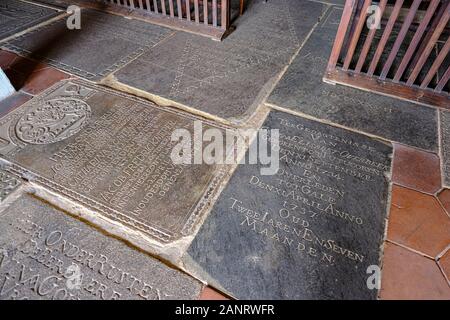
<box><xmin>267</xmin><ymin>6</ymin><xmax>438</xmax><ymax>152</ymax></box>
<box><xmin>0</xmin><ymin>169</ymin><xmax>21</xmax><ymax>201</ymax></box>
<box><xmin>3</xmin><ymin>9</ymin><xmax>172</xmax><ymax>80</ymax></box>
<box><xmin>441</xmin><ymin>111</ymin><xmax>450</xmax><ymax>187</ymax></box>
<box><xmin>0</xmin><ymin>79</ymin><xmax>226</xmax><ymax>245</ymax></box>
<box><xmin>114</xmin><ymin>0</ymin><xmax>327</xmax><ymax>123</ymax></box>
<box><xmin>0</xmin><ymin>193</ymin><xmax>202</xmax><ymax>300</ymax></box>
<box><xmin>184</xmin><ymin>110</ymin><xmax>392</xmax><ymax>300</ymax></box>
<box><xmin>30</xmin><ymin>0</ymin><xmax>70</xmax><ymax>9</ymax></box>
<box><xmin>0</xmin><ymin>0</ymin><xmax>59</xmax><ymax>41</ymax></box>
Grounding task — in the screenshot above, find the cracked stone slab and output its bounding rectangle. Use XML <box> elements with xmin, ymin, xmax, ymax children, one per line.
<box><xmin>2</xmin><ymin>9</ymin><xmax>172</xmax><ymax>81</ymax></box>
<box><xmin>0</xmin><ymin>0</ymin><xmax>60</xmax><ymax>41</ymax></box>
<box><xmin>0</xmin><ymin>169</ymin><xmax>21</xmax><ymax>202</ymax></box>
<box><xmin>113</xmin><ymin>0</ymin><xmax>327</xmax><ymax>124</ymax></box>
<box><xmin>184</xmin><ymin>110</ymin><xmax>392</xmax><ymax>300</ymax></box>
<box><xmin>267</xmin><ymin>6</ymin><xmax>438</xmax><ymax>152</ymax></box>
<box><xmin>441</xmin><ymin>111</ymin><xmax>450</xmax><ymax>187</ymax></box>
<box><xmin>0</xmin><ymin>192</ymin><xmax>202</xmax><ymax>300</ymax></box>
<box><xmin>0</xmin><ymin>79</ymin><xmax>227</xmax><ymax>250</ymax></box>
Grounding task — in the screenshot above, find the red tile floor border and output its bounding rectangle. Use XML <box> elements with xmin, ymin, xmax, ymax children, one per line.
<box><xmin>392</xmin><ymin>143</ymin><xmax>442</xmax><ymax>194</ymax></box>
<box><xmin>380</xmin><ymin>242</ymin><xmax>450</xmax><ymax>299</ymax></box>
<box><xmin>1</xmin><ymin>49</ymin><xmax>70</xmax><ymax>96</ymax></box>
<box><xmin>198</xmin><ymin>287</ymin><xmax>229</xmax><ymax>300</ymax></box>
<box><xmin>387</xmin><ymin>185</ymin><xmax>450</xmax><ymax>258</ymax></box>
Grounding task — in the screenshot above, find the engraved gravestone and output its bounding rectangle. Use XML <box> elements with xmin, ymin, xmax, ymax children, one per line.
<box><xmin>0</xmin><ymin>79</ymin><xmax>226</xmax><ymax>245</ymax></box>
<box><xmin>441</xmin><ymin>111</ymin><xmax>450</xmax><ymax>187</ymax></box>
<box><xmin>0</xmin><ymin>169</ymin><xmax>20</xmax><ymax>201</ymax></box>
<box><xmin>3</xmin><ymin>9</ymin><xmax>172</xmax><ymax>80</ymax></box>
<box><xmin>0</xmin><ymin>0</ymin><xmax>59</xmax><ymax>40</ymax></box>
<box><xmin>114</xmin><ymin>0</ymin><xmax>327</xmax><ymax>122</ymax></box>
<box><xmin>184</xmin><ymin>110</ymin><xmax>392</xmax><ymax>299</ymax></box>
<box><xmin>0</xmin><ymin>193</ymin><xmax>202</xmax><ymax>300</ymax></box>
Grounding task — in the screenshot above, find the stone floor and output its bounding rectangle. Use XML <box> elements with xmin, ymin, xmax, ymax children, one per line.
<box><xmin>0</xmin><ymin>0</ymin><xmax>449</xmax><ymax>300</ymax></box>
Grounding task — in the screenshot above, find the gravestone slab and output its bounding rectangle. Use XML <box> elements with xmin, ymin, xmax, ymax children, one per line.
<box><xmin>3</xmin><ymin>9</ymin><xmax>172</xmax><ymax>80</ymax></box>
<box><xmin>0</xmin><ymin>0</ymin><xmax>59</xmax><ymax>41</ymax></box>
<box><xmin>0</xmin><ymin>79</ymin><xmax>226</xmax><ymax>246</ymax></box>
<box><xmin>0</xmin><ymin>193</ymin><xmax>202</xmax><ymax>300</ymax></box>
<box><xmin>267</xmin><ymin>6</ymin><xmax>438</xmax><ymax>152</ymax></box>
<box><xmin>114</xmin><ymin>0</ymin><xmax>327</xmax><ymax>123</ymax></box>
<box><xmin>184</xmin><ymin>110</ymin><xmax>392</xmax><ymax>300</ymax></box>
<box><xmin>441</xmin><ymin>111</ymin><xmax>450</xmax><ymax>187</ymax></box>
<box><xmin>31</xmin><ymin>0</ymin><xmax>70</xmax><ymax>8</ymax></box>
<box><xmin>0</xmin><ymin>169</ymin><xmax>21</xmax><ymax>201</ymax></box>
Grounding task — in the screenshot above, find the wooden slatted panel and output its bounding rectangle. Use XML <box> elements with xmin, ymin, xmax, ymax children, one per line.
<box><xmin>435</xmin><ymin>65</ymin><xmax>450</xmax><ymax>92</ymax></box>
<box><xmin>204</xmin><ymin>0</ymin><xmax>208</xmax><ymax>25</ymax></box>
<box><xmin>406</xmin><ymin>1</ymin><xmax>450</xmax><ymax>85</ymax></box>
<box><xmin>379</xmin><ymin>0</ymin><xmax>422</xmax><ymax>80</ymax></box>
<box><xmin>221</xmin><ymin>0</ymin><xmax>229</xmax><ymax>29</ymax></box>
<box><xmin>146</xmin><ymin>0</ymin><xmax>151</xmax><ymax>12</ymax></box>
<box><xmin>343</xmin><ymin>0</ymin><xmax>372</xmax><ymax>71</ymax></box>
<box><xmin>420</xmin><ymin>38</ymin><xmax>450</xmax><ymax>88</ymax></box>
<box><xmin>355</xmin><ymin>0</ymin><xmax>388</xmax><ymax>73</ymax></box>
<box><xmin>194</xmin><ymin>0</ymin><xmax>200</xmax><ymax>23</ymax></box>
<box><xmin>408</xmin><ymin>0</ymin><xmax>448</xmax><ymax>74</ymax></box>
<box><xmin>177</xmin><ymin>0</ymin><xmax>182</xmax><ymax>18</ymax></box>
<box><xmin>161</xmin><ymin>0</ymin><xmax>167</xmax><ymax>15</ymax></box>
<box><xmin>212</xmin><ymin>0</ymin><xmax>218</xmax><ymax>27</ymax></box>
<box><xmin>153</xmin><ymin>0</ymin><xmax>158</xmax><ymax>13</ymax></box>
<box><xmin>367</xmin><ymin>0</ymin><xmax>404</xmax><ymax>76</ymax></box>
<box><xmin>169</xmin><ymin>0</ymin><xmax>174</xmax><ymax>17</ymax></box>
<box><xmin>393</xmin><ymin>0</ymin><xmax>440</xmax><ymax>82</ymax></box>
<box><xmin>380</xmin><ymin>0</ymin><xmax>422</xmax><ymax>80</ymax></box>
<box><xmin>186</xmin><ymin>0</ymin><xmax>191</xmax><ymax>21</ymax></box>
<box><xmin>326</xmin><ymin>0</ymin><xmax>356</xmax><ymax>71</ymax></box>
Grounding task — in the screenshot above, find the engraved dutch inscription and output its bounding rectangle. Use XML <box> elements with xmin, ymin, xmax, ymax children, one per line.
<box><xmin>0</xmin><ymin>193</ymin><xmax>202</xmax><ymax>300</ymax></box>
<box><xmin>185</xmin><ymin>111</ymin><xmax>392</xmax><ymax>300</ymax></box>
<box><xmin>0</xmin><ymin>80</ymin><xmax>225</xmax><ymax>244</ymax></box>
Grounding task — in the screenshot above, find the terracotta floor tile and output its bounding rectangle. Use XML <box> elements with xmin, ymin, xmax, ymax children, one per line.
<box><xmin>439</xmin><ymin>249</ymin><xmax>450</xmax><ymax>285</ymax></box>
<box><xmin>20</xmin><ymin>66</ymin><xmax>69</xmax><ymax>95</ymax></box>
<box><xmin>198</xmin><ymin>287</ymin><xmax>229</xmax><ymax>300</ymax></box>
<box><xmin>387</xmin><ymin>185</ymin><xmax>450</xmax><ymax>257</ymax></box>
<box><xmin>392</xmin><ymin>143</ymin><xmax>441</xmax><ymax>194</ymax></box>
<box><xmin>0</xmin><ymin>50</ymin><xmax>17</xmax><ymax>69</ymax></box>
<box><xmin>380</xmin><ymin>242</ymin><xmax>450</xmax><ymax>299</ymax></box>
<box><xmin>438</xmin><ymin>189</ymin><xmax>450</xmax><ymax>216</ymax></box>
<box><xmin>0</xmin><ymin>92</ymin><xmax>31</xmax><ymax>117</ymax></box>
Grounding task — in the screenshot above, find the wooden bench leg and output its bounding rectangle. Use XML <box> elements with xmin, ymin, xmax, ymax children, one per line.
<box><xmin>240</xmin><ymin>0</ymin><xmax>244</xmax><ymax>15</ymax></box>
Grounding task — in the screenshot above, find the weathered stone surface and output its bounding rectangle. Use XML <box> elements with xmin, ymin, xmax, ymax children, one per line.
<box><xmin>0</xmin><ymin>79</ymin><xmax>226</xmax><ymax>245</ymax></box>
<box><xmin>0</xmin><ymin>169</ymin><xmax>20</xmax><ymax>201</ymax></box>
<box><xmin>114</xmin><ymin>0</ymin><xmax>327</xmax><ymax>123</ymax></box>
<box><xmin>0</xmin><ymin>193</ymin><xmax>202</xmax><ymax>300</ymax></box>
<box><xmin>441</xmin><ymin>111</ymin><xmax>450</xmax><ymax>187</ymax></box>
<box><xmin>3</xmin><ymin>9</ymin><xmax>172</xmax><ymax>80</ymax></box>
<box><xmin>267</xmin><ymin>6</ymin><xmax>438</xmax><ymax>152</ymax></box>
<box><xmin>30</xmin><ymin>0</ymin><xmax>69</xmax><ymax>8</ymax></box>
<box><xmin>0</xmin><ymin>0</ymin><xmax>59</xmax><ymax>41</ymax></box>
<box><xmin>184</xmin><ymin>110</ymin><xmax>392</xmax><ymax>299</ymax></box>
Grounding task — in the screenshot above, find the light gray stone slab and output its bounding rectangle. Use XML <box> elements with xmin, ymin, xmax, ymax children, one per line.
<box><xmin>0</xmin><ymin>193</ymin><xmax>202</xmax><ymax>300</ymax></box>
<box><xmin>0</xmin><ymin>79</ymin><xmax>226</xmax><ymax>246</ymax></box>
<box><xmin>114</xmin><ymin>0</ymin><xmax>328</xmax><ymax>123</ymax></box>
<box><xmin>441</xmin><ymin>111</ymin><xmax>450</xmax><ymax>187</ymax></box>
